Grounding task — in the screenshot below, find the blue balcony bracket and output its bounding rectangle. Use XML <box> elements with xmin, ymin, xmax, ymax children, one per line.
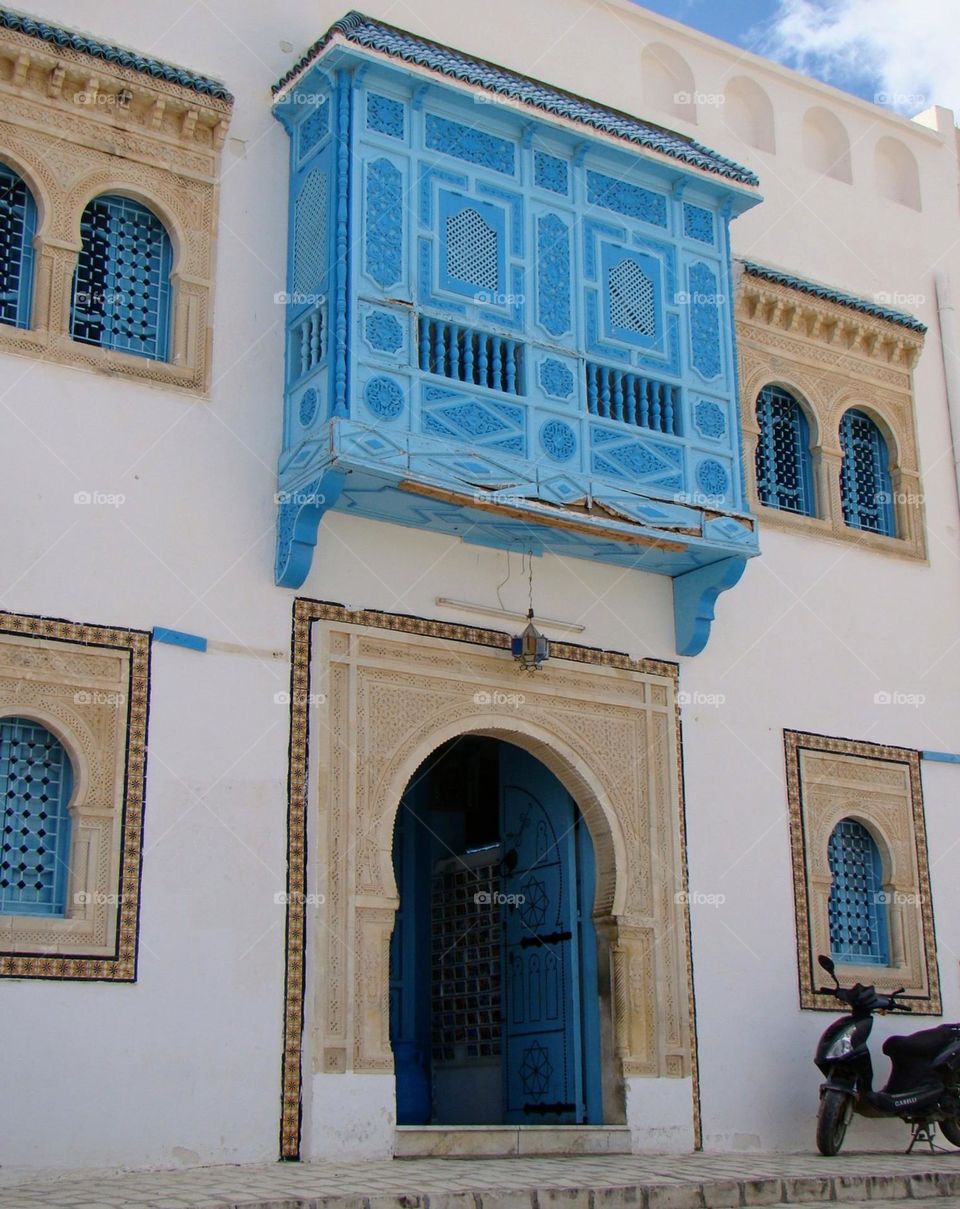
<box><xmin>275</xmin><ymin>469</ymin><xmax>346</xmax><ymax>588</ymax></box>
<box><xmin>673</xmin><ymin>556</ymin><xmax>747</xmax><ymax>657</ymax></box>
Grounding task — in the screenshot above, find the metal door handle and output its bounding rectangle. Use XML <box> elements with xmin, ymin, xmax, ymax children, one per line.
<box><xmin>520</xmin><ymin>930</ymin><xmax>572</xmax><ymax>948</ymax></box>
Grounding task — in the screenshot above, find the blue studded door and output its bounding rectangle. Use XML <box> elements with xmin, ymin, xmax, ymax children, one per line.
<box><xmin>501</xmin><ymin>745</ymin><xmax>588</xmax><ymax>1124</ymax></box>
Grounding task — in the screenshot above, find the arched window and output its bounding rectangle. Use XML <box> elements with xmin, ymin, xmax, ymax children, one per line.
<box><xmin>0</xmin><ymin>717</ymin><xmax>73</xmax><ymax>916</ymax></box>
<box><xmin>70</xmin><ymin>194</ymin><xmax>172</xmax><ymax>361</ymax></box>
<box><xmin>839</xmin><ymin>408</ymin><xmax>895</xmax><ymax>536</ymax></box>
<box><xmin>0</xmin><ymin>162</ymin><xmax>37</xmax><ymax>330</ymax></box>
<box><xmin>755</xmin><ymin>385</ymin><xmax>815</xmax><ymax>515</ymax></box>
<box><xmin>827</xmin><ymin>818</ymin><xmax>889</xmax><ymax>966</ymax></box>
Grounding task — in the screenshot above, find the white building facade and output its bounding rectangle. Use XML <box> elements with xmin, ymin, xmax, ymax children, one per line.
<box><xmin>0</xmin><ymin>0</ymin><xmax>958</xmax><ymax>1171</ymax></box>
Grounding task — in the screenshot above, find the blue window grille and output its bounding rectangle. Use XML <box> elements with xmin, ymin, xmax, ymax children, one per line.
<box><xmin>0</xmin><ymin>717</ymin><xmax>73</xmax><ymax>916</ymax></box>
<box><xmin>839</xmin><ymin>409</ymin><xmax>895</xmax><ymax>536</ymax></box>
<box><xmin>0</xmin><ymin>163</ymin><xmax>37</xmax><ymax>330</ymax></box>
<box><xmin>755</xmin><ymin>386</ymin><xmax>815</xmax><ymax>515</ymax></box>
<box><xmin>600</xmin><ymin>244</ymin><xmax>661</xmax><ymax>349</ymax></box>
<box><xmin>827</xmin><ymin>818</ymin><xmax>889</xmax><ymax>966</ymax></box>
<box><xmin>438</xmin><ymin>191</ymin><xmax>505</xmax><ymax>302</ymax></box>
<box><xmin>70</xmin><ymin>194</ymin><xmax>172</xmax><ymax>361</ymax></box>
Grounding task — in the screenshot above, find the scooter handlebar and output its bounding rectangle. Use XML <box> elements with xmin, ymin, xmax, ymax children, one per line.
<box><xmin>817</xmin><ymin>984</ymin><xmax>914</xmax><ymax>1012</ymax></box>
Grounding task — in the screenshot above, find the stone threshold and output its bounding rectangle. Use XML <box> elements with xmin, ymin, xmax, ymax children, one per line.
<box><xmin>394</xmin><ymin>1126</ymin><xmax>634</xmax><ymax>1157</ymax></box>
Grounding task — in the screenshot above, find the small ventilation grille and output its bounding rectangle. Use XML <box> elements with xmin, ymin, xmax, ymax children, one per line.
<box><xmin>445</xmin><ymin>207</ymin><xmax>498</xmax><ymax>292</ymax></box>
<box><xmin>419</xmin><ymin>318</ymin><xmax>524</xmax><ymax>396</ymax></box>
<box><xmin>293</xmin><ymin>169</ymin><xmax>327</xmax><ymax>296</ymax></box>
<box><xmin>609</xmin><ymin>258</ymin><xmax>656</xmax><ymax>336</ymax></box>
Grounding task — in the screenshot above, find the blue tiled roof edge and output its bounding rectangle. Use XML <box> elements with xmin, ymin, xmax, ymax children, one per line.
<box><xmin>739</xmin><ymin>259</ymin><xmax>927</xmax><ymax>333</ymax></box>
<box><xmin>273</xmin><ymin>10</ymin><xmax>759</xmax><ymax>187</ymax></box>
<box><xmin>0</xmin><ymin>6</ymin><xmax>233</xmax><ymax>102</ymax></box>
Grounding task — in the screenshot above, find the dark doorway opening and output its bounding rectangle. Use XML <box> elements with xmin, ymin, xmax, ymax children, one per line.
<box><xmin>389</xmin><ymin>735</ymin><xmax>601</xmax><ymax>1125</ymax></box>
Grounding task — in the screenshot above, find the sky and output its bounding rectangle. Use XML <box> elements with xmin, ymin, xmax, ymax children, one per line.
<box><xmin>632</xmin><ymin>0</ymin><xmax>957</xmax><ymax>117</ymax></box>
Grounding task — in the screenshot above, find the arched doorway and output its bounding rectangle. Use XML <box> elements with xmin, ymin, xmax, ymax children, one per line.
<box><xmin>390</xmin><ymin>735</ymin><xmax>602</xmax><ymax>1125</ymax></box>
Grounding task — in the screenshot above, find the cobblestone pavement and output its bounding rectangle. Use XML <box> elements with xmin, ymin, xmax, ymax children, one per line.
<box><xmin>2</xmin><ymin>1152</ymin><xmax>960</xmax><ymax>1209</ymax></box>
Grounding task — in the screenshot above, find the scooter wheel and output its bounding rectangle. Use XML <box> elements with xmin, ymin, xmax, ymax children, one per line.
<box><xmin>816</xmin><ymin>1090</ymin><xmax>851</xmax><ymax>1156</ymax></box>
<box><xmin>940</xmin><ymin>1118</ymin><xmax>960</xmax><ymax>1148</ymax></box>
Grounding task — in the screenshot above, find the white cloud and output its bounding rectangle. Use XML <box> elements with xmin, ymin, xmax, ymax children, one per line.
<box><xmin>757</xmin><ymin>0</ymin><xmax>958</xmax><ymax>117</ymax></box>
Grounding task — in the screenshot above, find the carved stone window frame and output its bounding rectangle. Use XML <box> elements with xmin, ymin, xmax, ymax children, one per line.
<box><xmin>737</xmin><ymin>268</ymin><xmax>927</xmax><ymax>560</ymax></box>
<box><xmin>280</xmin><ymin>598</ymin><xmax>697</xmax><ymax>1159</ymax></box>
<box><xmin>0</xmin><ymin>22</ymin><xmax>231</xmax><ymax>395</ymax></box>
<box><xmin>785</xmin><ymin>729</ymin><xmax>941</xmax><ymax>1014</ymax></box>
<box><xmin>0</xmin><ymin>611</ymin><xmax>150</xmax><ymax>981</ymax></box>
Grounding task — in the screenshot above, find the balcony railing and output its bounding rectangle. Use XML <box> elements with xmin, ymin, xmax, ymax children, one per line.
<box><xmin>418</xmin><ymin>317</ymin><xmax>525</xmax><ymax>396</ymax></box>
<box><xmin>585</xmin><ymin>362</ymin><xmax>680</xmax><ymax>436</ymax></box>
<box><xmin>289</xmin><ymin>302</ymin><xmax>325</xmax><ymax>384</ymax></box>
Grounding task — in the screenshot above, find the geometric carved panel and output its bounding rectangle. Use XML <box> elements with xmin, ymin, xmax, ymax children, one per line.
<box><xmin>280</xmin><ymin>600</ymin><xmax>696</xmax><ymax>1158</ymax></box>
<box><xmin>0</xmin><ymin>612</ymin><xmax>151</xmax><ymax>980</ymax></box>
<box><xmin>737</xmin><ymin>266</ymin><xmax>927</xmax><ymax>560</ymax></box>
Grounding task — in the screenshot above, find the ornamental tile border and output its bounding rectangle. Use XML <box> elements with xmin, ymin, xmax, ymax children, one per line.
<box><xmin>0</xmin><ymin>610</ymin><xmax>151</xmax><ymax>982</ymax></box>
<box><xmin>783</xmin><ymin>729</ymin><xmax>941</xmax><ymax>1015</ymax></box>
<box><xmin>280</xmin><ymin>598</ymin><xmax>698</xmax><ymax>1158</ymax></box>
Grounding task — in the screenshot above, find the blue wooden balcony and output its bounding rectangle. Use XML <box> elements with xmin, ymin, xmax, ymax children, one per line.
<box><xmin>272</xmin><ymin>13</ymin><xmax>763</xmax><ymax>654</ymax></box>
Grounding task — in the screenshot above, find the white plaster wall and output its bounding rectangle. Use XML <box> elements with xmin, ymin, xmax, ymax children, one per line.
<box><xmin>0</xmin><ymin>0</ymin><xmax>958</xmax><ymax>1169</ymax></box>
<box><xmin>626</xmin><ymin>1077</ymin><xmax>694</xmax><ymax>1153</ymax></box>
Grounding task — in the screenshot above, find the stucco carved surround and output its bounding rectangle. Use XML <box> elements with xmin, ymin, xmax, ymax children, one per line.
<box><xmin>0</xmin><ymin>612</ymin><xmax>151</xmax><ymax>981</ymax></box>
<box><xmin>736</xmin><ymin>270</ymin><xmax>927</xmax><ymax>559</ymax></box>
<box><xmin>785</xmin><ymin>730</ymin><xmax>940</xmax><ymax>1014</ymax></box>
<box><xmin>281</xmin><ymin>600</ymin><xmax>696</xmax><ymax>1158</ymax></box>
<box><xmin>0</xmin><ymin>24</ymin><xmax>231</xmax><ymax>394</ymax></box>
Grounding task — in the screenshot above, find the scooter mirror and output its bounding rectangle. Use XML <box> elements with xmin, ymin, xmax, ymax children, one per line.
<box><xmin>818</xmin><ymin>954</ymin><xmax>836</xmax><ymax>977</ymax></box>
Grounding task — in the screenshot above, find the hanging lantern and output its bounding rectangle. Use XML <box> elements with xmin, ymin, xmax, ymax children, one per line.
<box><xmin>511</xmin><ymin>608</ymin><xmax>550</xmax><ymax>671</ymax></box>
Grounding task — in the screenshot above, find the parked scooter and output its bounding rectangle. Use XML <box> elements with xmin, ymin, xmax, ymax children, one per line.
<box><xmin>814</xmin><ymin>954</ymin><xmax>960</xmax><ymax>1154</ymax></box>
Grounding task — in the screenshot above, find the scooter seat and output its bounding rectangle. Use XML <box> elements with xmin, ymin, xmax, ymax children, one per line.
<box><xmin>883</xmin><ymin>1026</ymin><xmax>957</xmax><ymax>1061</ymax></box>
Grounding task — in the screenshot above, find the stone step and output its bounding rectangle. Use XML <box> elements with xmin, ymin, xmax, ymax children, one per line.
<box><xmin>394</xmin><ymin>1126</ymin><xmax>635</xmax><ymax>1158</ymax></box>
